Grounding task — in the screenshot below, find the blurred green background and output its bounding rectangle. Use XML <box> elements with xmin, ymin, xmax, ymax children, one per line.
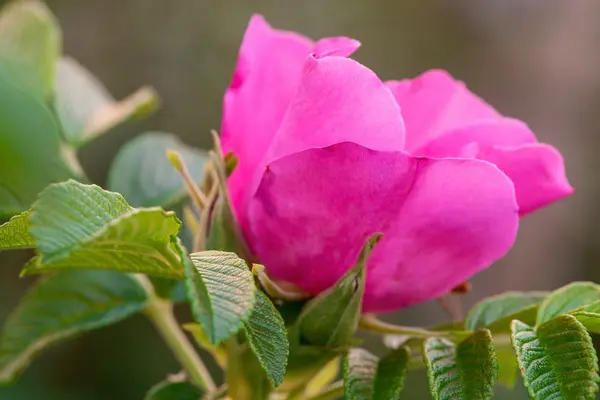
<box><xmin>1</xmin><ymin>0</ymin><xmax>599</xmax><ymax>398</ymax></box>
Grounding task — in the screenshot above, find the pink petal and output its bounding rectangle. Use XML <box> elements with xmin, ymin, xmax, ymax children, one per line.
<box><xmin>221</xmin><ymin>15</ymin><xmax>360</xmax><ymax>230</ymax></box>
<box><xmin>478</xmin><ymin>143</ymin><xmax>574</xmax><ymax>215</ymax></box>
<box><xmin>413</xmin><ymin>118</ymin><xmax>537</xmax><ymax>158</ymax></box>
<box><xmin>266</xmin><ymin>55</ymin><xmax>406</xmax><ymax>163</ymax></box>
<box><xmin>387</xmin><ymin>69</ymin><xmax>502</xmax><ymax>152</ymax></box>
<box><xmin>248</xmin><ymin>143</ymin><xmax>519</xmax><ymax>313</ymax></box>
<box><xmin>313</xmin><ymin>37</ymin><xmax>361</xmax><ymax>58</ymax></box>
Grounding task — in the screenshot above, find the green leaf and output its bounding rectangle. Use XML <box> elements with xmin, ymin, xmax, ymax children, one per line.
<box><xmin>0</xmin><ymin>70</ymin><xmax>79</xmax><ymax>217</ymax></box>
<box><xmin>0</xmin><ymin>0</ymin><xmax>60</xmax><ymax>99</ymax></box>
<box><xmin>107</xmin><ymin>132</ymin><xmax>208</xmax><ymax>208</ymax></box>
<box><xmin>0</xmin><ymin>211</ymin><xmax>34</xmax><ymax>249</ymax></box>
<box><xmin>243</xmin><ymin>290</ymin><xmax>289</xmax><ymax>387</ymax></box>
<box><xmin>570</xmin><ymin>300</ymin><xmax>600</xmax><ymax>333</ymax></box>
<box><xmin>511</xmin><ymin>315</ymin><xmax>599</xmax><ymax>399</ymax></box>
<box><xmin>184</xmin><ymin>249</ymin><xmax>256</xmax><ymax>344</ymax></box>
<box><xmin>495</xmin><ymin>345</ymin><xmax>519</xmax><ymax>388</ymax></box>
<box><xmin>465</xmin><ymin>291</ymin><xmax>547</xmax><ymax>332</ymax></box>
<box><xmin>297</xmin><ymin>234</ymin><xmax>381</xmax><ymax>348</ymax></box>
<box><xmin>343</xmin><ymin>348</ymin><xmax>378</xmax><ymax>400</ymax></box>
<box><xmin>424</xmin><ymin>329</ymin><xmax>497</xmax><ymax>400</ymax></box>
<box><xmin>0</xmin><ymin>269</ymin><xmax>147</xmax><ymax>383</ymax></box>
<box><xmin>22</xmin><ymin>180</ymin><xmax>183</xmax><ymax>278</ymax></box>
<box><xmin>536</xmin><ymin>282</ymin><xmax>600</xmax><ymax>325</ymax></box>
<box><xmin>144</xmin><ymin>380</ymin><xmax>203</xmax><ymax>400</ymax></box>
<box><xmin>54</xmin><ymin>57</ymin><xmax>158</xmax><ymax>146</ymax></box>
<box><xmin>372</xmin><ymin>346</ymin><xmax>410</xmax><ymax>399</ymax></box>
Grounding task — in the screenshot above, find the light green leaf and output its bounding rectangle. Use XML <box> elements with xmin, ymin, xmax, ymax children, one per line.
<box><xmin>107</xmin><ymin>132</ymin><xmax>208</xmax><ymax>208</ymax></box>
<box><xmin>495</xmin><ymin>345</ymin><xmax>519</xmax><ymax>388</ymax></box>
<box><xmin>0</xmin><ymin>211</ymin><xmax>34</xmax><ymax>249</ymax></box>
<box><xmin>511</xmin><ymin>315</ymin><xmax>599</xmax><ymax>399</ymax></box>
<box><xmin>0</xmin><ymin>70</ymin><xmax>80</xmax><ymax>217</ymax></box>
<box><xmin>144</xmin><ymin>380</ymin><xmax>203</xmax><ymax>400</ymax></box>
<box><xmin>243</xmin><ymin>290</ymin><xmax>289</xmax><ymax>387</ymax></box>
<box><xmin>343</xmin><ymin>348</ymin><xmax>378</xmax><ymax>400</ymax></box>
<box><xmin>297</xmin><ymin>234</ymin><xmax>381</xmax><ymax>348</ymax></box>
<box><xmin>465</xmin><ymin>291</ymin><xmax>548</xmax><ymax>332</ymax></box>
<box><xmin>424</xmin><ymin>329</ymin><xmax>497</xmax><ymax>400</ymax></box>
<box><xmin>372</xmin><ymin>346</ymin><xmax>410</xmax><ymax>399</ymax></box>
<box><xmin>22</xmin><ymin>180</ymin><xmax>183</xmax><ymax>278</ymax></box>
<box><xmin>55</xmin><ymin>57</ymin><xmax>158</xmax><ymax>146</ymax></box>
<box><xmin>0</xmin><ymin>269</ymin><xmax>147</xmax><ymax>383</ymax></box>
<box><xmin>0</xmin><ymin>0</ymin><xmax>60</xmax><ymax>99</ymax></box>
<box><xmin>536</xmin><ymin>282</ymin><xmax>600</xmax><ymax>325</ymax></box>
<box><xmin>185</xmin><ymin>250</ymin><xmax>255</xmax><ymax>344</ymax></box>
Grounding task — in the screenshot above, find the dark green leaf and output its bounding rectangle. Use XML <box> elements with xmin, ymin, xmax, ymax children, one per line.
<box><xmin>0</xmin><ymin>70</ymin><xmax>80</xmax><ymax>217</ymax></box>
<box><xmin>144</xmin><ymin>380</ymin><xmax>203</xmax><ymax>400</ymax></box>
<box><xmin>424</xmin><ymin>329</ymin><xmax>497</xmax><ymax>400</ymax></box>
<box><xmin>55</xmin><ymin>57</ymin><xmax>158</xmax><ymax>146</ymax></box>
<box><xmin>511</xmin><ymin>315</ymin><xmax>599</xmax><ymax>399</ymax></box>
<box><xmin>537</xmin><ymin>282</ymin><xmax>600</xmax><ymax>325</ymax></box>
<box><xmin>107</xmin><ymin>132</ymin><xmax>207</xmax><ymax>208</ymax></box>
<box><xmin>297</xmin><ymin>234</ymin><xmax>381</xmax><ymax>348</ymax></box>
<box><xmin>465</xmin><ymin>291</ymin><xmax>547</xmax><ymax>332</ymax></box>
<box><xmin>372</xmin><ymin>346</ymin><xmax>410</xmax><ymax>399</ymax></box>
<box><xmin>343</xmin><ymin>348</ymin><xmax>378</xmax><ymax>400</ymax></box>
<box><xmin>0</xmin><ymin>270</ymin><xmax>147</xmax><ymax>383</ymax></box>
<box><xmin>0</xmin><ymin>211</ymin><xmax>34</xmax><ymax>249</ymax></box>
<box><xmin>22</xmin><ymin>180</ymin><xmax>183</xmax><ymax>278</ymax></box>
<box><xmin>185</xmin><ymin>249</ymin><xmax>255</xmax><ymax>344</ymax></box>
<box><xmin>244</xmin><ymin>290</ymin><xmax>289</xmax><ymax>387</ymax></box>
<box><xmin>0</xmin><ymin>0</ymin><xmax>60</xmax><ymax>99</ymax></box>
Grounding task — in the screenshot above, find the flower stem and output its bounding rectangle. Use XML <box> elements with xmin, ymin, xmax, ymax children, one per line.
<box><xmin>359</xmin><ymin>314</ymin><xmax>443</xmax><ymax>338</ymax></box>
<box><xmin>138</xmin><ymin>275</ymin><xmax>217</xmax><ymax>392</ymax></box>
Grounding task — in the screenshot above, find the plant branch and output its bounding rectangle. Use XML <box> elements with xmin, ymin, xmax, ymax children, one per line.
<box><xmin>359</xmin><ymin>314</ymin><xmax>470</xmax><ymax>340</ymax></box>
<box><xmin>137</xmin><ymin>275</ymin><xmax>217</xmax><ymax>392</ymax></box>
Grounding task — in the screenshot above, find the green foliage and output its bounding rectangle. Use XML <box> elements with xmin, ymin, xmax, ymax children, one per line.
<box><xmin>465</xmin><ymin>291</ymin><xmax>547</xmax><ymax>332</ymax></box>
<box><xmin>144</xmin><ymin>380</ymin><xmax>204</xmax><ymax>400</ymax></box>
<box><xmin>243</xmin><ymin>290</ymin><xmax>289</xmax><ymax>387</ymax></box>
<box><xmin>343</xmin><ymin>348</ymin><xmax>378</xmax><ymax>400</ymax></box>
<box><xmin>297</xmin><ymin>234</ymin><xmax>380</xmax><ymax>348</ymax></box>
<box><xmin>0</xmin><ymin>0</ymin><xmax>60</xmax><ymax>99</ymax></box>
<box><xmin>511</xmin><ymin>315</ymin><xmax>599</xmax><ymax>399</ymax></box>
<box><xmin>0</xmin><ymin>211</ymin><xmax>34</xmax><ymax>249</ymax></box>
<box><xmin>0</xmin><ymin>270</ymin><xmax>147</xmax><ymax>383</ymax></box>
<box><xmin>342</xmin><ymin>346</ymin><xmax>409</xmax><ymax>400</ymax></box>
<box><xmin>423</xmin><ymin>329</ymin><xmax>497</xmax><ymax>400</ymax></box>
<box><xmin>570</xmin><ymin>300</ymin><xmax>600</xmax><ymax>333</ymax></box>
<box><xmin>21</xmin><ymin>180</ymin><xmax>183</xmax><ymax>278</ymax></box>
<box><xmin>184</xmin><ymin>249</ymin><xmax>256</xmax><ymax>344</ymax></box>
<box><xmin>536</xmin><ymin>282</ymin><xmax>600</xmax><ymax>325</ymax></box>
<box><xmin>107</xmin><ymin>132</ymin><xmax>207</xmax><ymax>208</ymax></box>
<box><xmin>54</xmin><ymin>57</ymin><xmax>158</xmax><ymax>146</ymax></box>
<box><xmin>0</xmin><ymin>69</ymin><xmax>79</xmax><ymax>217</ymax></box>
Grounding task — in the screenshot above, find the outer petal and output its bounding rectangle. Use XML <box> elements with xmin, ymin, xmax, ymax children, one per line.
<box><xmin>415</xmin><ymin>121</ymin><xmax>573</xmax><ymax>214</ymax></box>
<box><xmin>387</xmin><ymin>69</ymin><xmax>501</xmax><ymax>152</ymax></box>
<box><xmin>478</xmin><ymin>143</ymin><xmax>574</xmax><ymax>215</ymax></box>
<box><xmin>413</xmin><ymin>118</ymin><xmax>537</xmax><ymax>158</ymax></box>
<box><xmin>248</xmin><ymin>143</ymin><xmax>519</xmax><ymax>313</ymax></box>
<box><xmin>221</xmin><ymin>15</ymin><xmax>360</xmax><ymax>230</ymax></box>
<box><xmin>266</xmin><ymin>55</ymin><xmax>406</xmax><ymax>163</ymax></box>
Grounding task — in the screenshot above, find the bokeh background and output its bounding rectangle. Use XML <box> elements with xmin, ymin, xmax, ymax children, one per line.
<box><xmin>1</xmin><ymin>0</ymin><xmax>599</xmax><ymax>398</ymax></box>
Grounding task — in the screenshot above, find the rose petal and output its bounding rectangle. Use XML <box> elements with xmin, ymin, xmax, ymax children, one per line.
<box><xmin>222</xmin><ymin>15</ymin><xmax>361</xmax><ymax>230</ymax></box>
<box><xmin>313</xmin><ymin>37</ymin><xmax>361</xmax><ymax>58</ymax></box>
<box><xmin>478</xmin><ymin>143</ymin><xmax>574</xmax><ymax>215</ymax></box>
<box><xmin>387</xmin><ymin>69</ymin><xmax>502</xmax><ymax>152</ymax></box>
<box><xmin>248</xmin><ymin>142</ymin><xmax>519</xmax><ymax>313</ymax></box>
<box><xmin>413</xmin><ymin>118</ymin><xmax>537</xmax><ymax>158</ymax></box>
<box><xmin>266</xmin><ymin>55</ymin><xmax>406</xmax><ymax>163</ymax></box>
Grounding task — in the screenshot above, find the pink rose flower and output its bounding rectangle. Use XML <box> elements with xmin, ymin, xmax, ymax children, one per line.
<box><xmin>220</xmin><ymin>15</ymin><xmax>573</xmax><ymax>313</ymax></box>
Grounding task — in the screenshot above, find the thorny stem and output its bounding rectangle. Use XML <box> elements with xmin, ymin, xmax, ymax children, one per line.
<box><xmin>136</xmin><ymin>275</ymin><xmax>217</xmax><ymax>392</ymax></box>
